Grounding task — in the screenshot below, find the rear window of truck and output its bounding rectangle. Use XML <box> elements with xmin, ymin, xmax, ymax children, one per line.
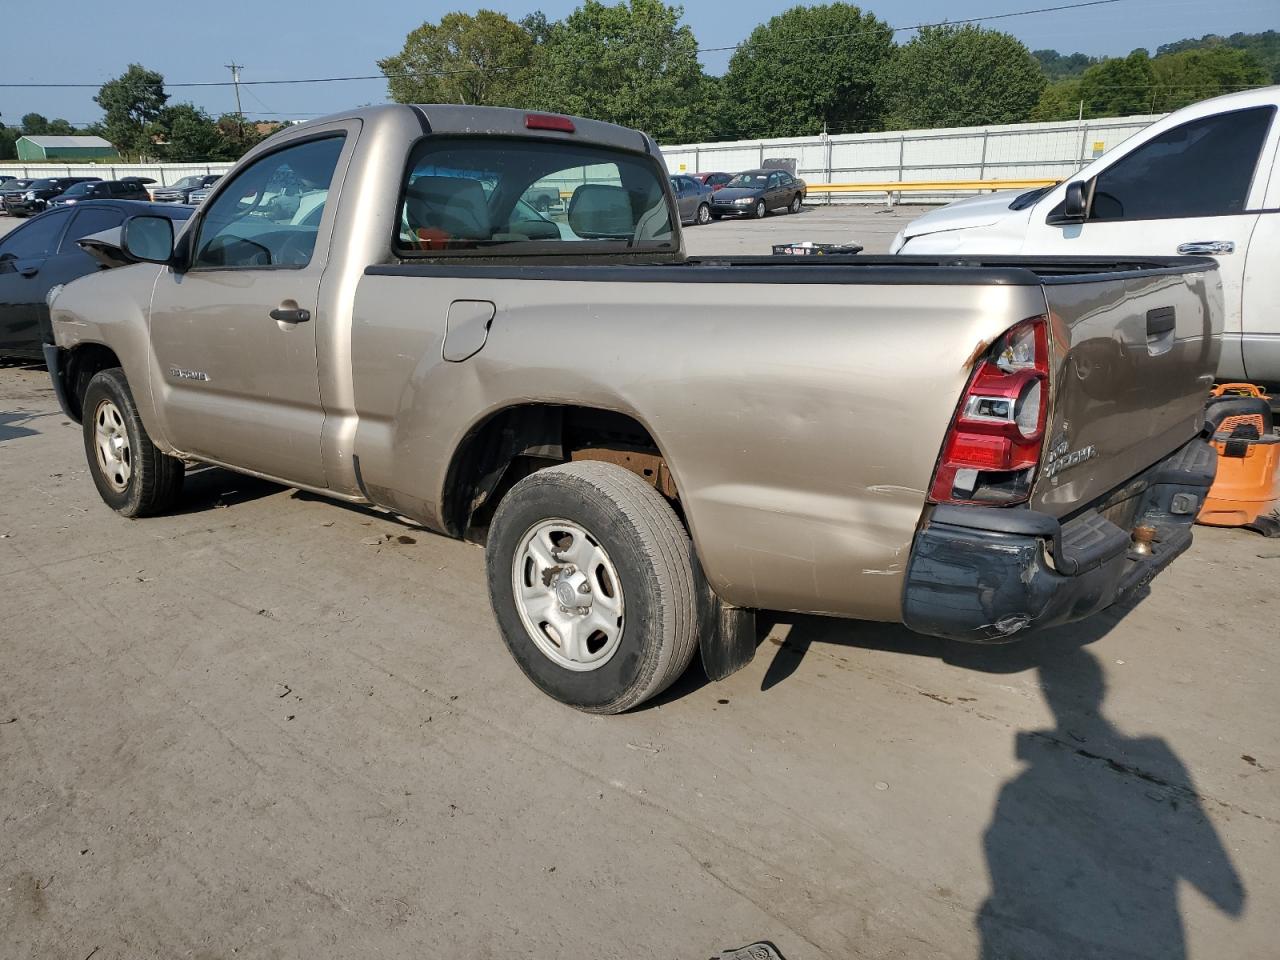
<box><xmin>394</xmin><ymin>137</ymin><xmax>675</xmax><ymax>257</ymax></box>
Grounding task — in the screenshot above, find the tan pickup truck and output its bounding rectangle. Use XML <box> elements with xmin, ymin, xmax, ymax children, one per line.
<box><xmin>45</xmin><ymin>105</ymin><xmax>1222</xmax><ymax>712</ymax></box>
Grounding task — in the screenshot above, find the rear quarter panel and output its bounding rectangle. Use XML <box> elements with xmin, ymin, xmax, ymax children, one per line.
<box><xmin>349</xmin><ymin>274</ymin><xmax>1049</xmax><ymax>620</ymax></box>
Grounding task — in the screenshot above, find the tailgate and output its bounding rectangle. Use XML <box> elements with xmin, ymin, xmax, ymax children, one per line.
<box><xmin>1032</xmin><ymin>264</ymin><xmax>1222</xmax><ymax>517</ymax></box>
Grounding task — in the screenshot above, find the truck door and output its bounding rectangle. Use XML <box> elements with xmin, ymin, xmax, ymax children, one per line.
<box><xmin>1241</xmin><ymin>135</ymin><xmax>1280</xmax><ymax>382</ymax></box>
<box><xmin>147</xmin><ymin>127</ymin><xmax>354</xmax><ymax>488</ymax></box>
<box><xmin>1025</xmin><ymin>104</ymin><xmax>1276</xmax><ymax>382</ymax></box>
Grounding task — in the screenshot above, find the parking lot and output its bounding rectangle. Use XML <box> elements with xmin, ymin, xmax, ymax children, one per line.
<box><xmin>2</xmin><ymin>207</ymin><xmax>1277</xmax><ymax>959</ymax></box>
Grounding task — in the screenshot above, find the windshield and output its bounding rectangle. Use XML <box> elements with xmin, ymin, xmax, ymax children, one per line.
<box><xmin>172</xmin><ymin>176</ymin><xmax>202</xmax><ymax>189</ymax></box>
<box><xmin>727</xmin><ymin>173</ymin><xmax>768</xmax><ymax>188</ymax></box>
<box><xmin>63</xmin><ymin>182</ymin><xmax>96</xmax><ymax>197</ymax></box>
<box><xmin>27</xmin><ymin>179</ymin><xmax>62</xmax><ymax>190</ymax></box>
<box><xmin>396</xmin><ymin>137</ymin><xmax>674</xmax><ymax>255</ymax></box>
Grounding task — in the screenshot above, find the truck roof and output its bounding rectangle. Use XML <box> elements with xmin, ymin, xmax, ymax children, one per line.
<box><xmin>263</xmin><ymin>103</ymin><xmax>657</xmax><ymax>156</ymax></box>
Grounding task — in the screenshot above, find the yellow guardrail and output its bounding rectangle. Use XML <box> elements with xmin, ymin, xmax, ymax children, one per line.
<box><xmin>807</xmin><ymin>177</ymin><xmax>1057</xmax><ymax>199</ymax></box>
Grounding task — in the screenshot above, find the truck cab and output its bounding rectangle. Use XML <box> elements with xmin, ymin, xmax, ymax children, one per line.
<box><xmin>891</xmin><ymin>87</ymin><xmax>1280</xmax><ymax>385</ymax></box>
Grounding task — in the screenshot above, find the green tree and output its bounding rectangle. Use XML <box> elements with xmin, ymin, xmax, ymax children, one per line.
<box><xmin>0</xmin><ymin>125</ymin><xmax>16</xmax><ymax>161</ymax></box>
<box><xmin>157</xmin><ymin>103</ymin><xmax>224</xmax><ymax>161</ymax></box>
<box><xmin>721</xmin><ymin>3</ymin><xmax>893</xmax><ymax>139</ymax></box>
<box><xmin>379</xmin><ymin>10</ymin><xmax>538</xmax><ymax>107</ymax></box>
<box><xmin>882</xmin><ymin>26</ymin><xmax>1045</xmax><ymax>129</ymax></box>
<box><xmin>46</xmin><ymin>118</ymin><xmax>77</xmax><ymax>135</ymax></box>
<box><xmin>1030</xmin><ymin>77</ymin><xmax>1083</xmax><ymax>121</ymax></box>
<box><xmin>20</xmin><ymin>113</ymin><xmax>50</xmax><ymax>135</ymax></box>
<box><xmin>1032</xmin><ymin>49</ymin><xmax>1098</xmax><ymax>80</ymax></box>
<box><xmin>1053</xmin><ymin>49</ymin><xmax>1158</xmax><ymax>119</ymax></box>
<box><xmin>1158</xmin><ymin>30</ymin><xmax>1280</xmax><ymax>83</ymax></box>
<box><xmin>531</xmin><ymin>0</ymin><xmax>714</xmax><ymax>143</ymax></box>
<box><xmin>1151</xmin><ymin>47</ymin><xmax>1270</xmax><ymax>111</ymax></box>
<box><xmin>94</xmin><ymin>63</ymin><xmax>169</xmax><ymax>159</ymax></box>
<box><xmin>214</xmin><ymin>113</ymin><xmax>272</xmax><ymax>159</ymax></box>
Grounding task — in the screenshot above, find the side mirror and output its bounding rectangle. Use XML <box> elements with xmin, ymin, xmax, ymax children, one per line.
<box><xmin>121</xmin><ymin>215</ymin><xmax>174</xmax><ymax>265</ymax></box>
<box><xmin>1062</xmin><ymin>181</ymin><xmax>1088</xmax><ymax>221</ymax></box>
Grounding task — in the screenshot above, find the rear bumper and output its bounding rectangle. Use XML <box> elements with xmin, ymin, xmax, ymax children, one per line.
<box><xmin>902</xmin><ymin>436</ymin><xmax>1216</xmax><ymax>642</ymax></box>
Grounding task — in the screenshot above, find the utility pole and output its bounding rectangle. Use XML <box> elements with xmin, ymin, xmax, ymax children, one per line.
<box><xmin>225</xmin><ymin>61</ymin><xmax>244</xmax><ymax>116</ymax></box>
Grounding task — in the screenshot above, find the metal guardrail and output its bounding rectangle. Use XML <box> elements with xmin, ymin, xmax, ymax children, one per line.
<box><xmin>805</xmin><ymin>177</ymin><xmax>1058</xmax><ymax>205</ymax></box>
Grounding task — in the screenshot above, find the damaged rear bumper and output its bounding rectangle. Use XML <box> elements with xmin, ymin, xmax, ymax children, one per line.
<box><xmin>902</xmin><ymin>437</ymin><xmax>1216</xmax><ymax>642</ymax></box>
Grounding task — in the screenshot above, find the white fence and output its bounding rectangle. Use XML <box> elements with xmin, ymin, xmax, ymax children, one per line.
<box><xmin>0</xmin><ymin>160</ymin><xmax>234</xmax><ymax>186</ymax></box>
<box><xmin>659</xmin><ymin>114</ymin><xmax>1162</xmax><ymax>202</ymax></box>
<box><xmin>0</xmin><ymin>113</ymin><xmax>1164</xmax><ymax>200</ymax></box>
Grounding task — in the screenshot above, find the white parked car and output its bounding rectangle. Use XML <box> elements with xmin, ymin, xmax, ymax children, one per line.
<box><xmin>891</xmin><ymin>87</ymin><xmax>1280</xmax><ymax>383</ymax></box>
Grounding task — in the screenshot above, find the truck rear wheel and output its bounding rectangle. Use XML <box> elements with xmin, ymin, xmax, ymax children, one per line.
<box><xmin>82</xmin><ymin>368</ymin><xmax>184</xmax><ymax>518</ymax></box>
<box><xmin>485</xmin><ymin>461</ymin><xmax>699</xmax><ymax>713</ymax></box>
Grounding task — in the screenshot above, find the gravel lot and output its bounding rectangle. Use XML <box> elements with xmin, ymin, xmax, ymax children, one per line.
<box><xmin>1</xmin><ymin>206</ymin><xmax>1277</xmax><ymax>960</ymax></box>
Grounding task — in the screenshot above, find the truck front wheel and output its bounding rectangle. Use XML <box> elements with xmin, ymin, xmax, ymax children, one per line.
<box><xmin>485</xmin><ymin>461</ymin><xmax>700</xmax><ymax>713</ymax></box>
<box><xmin>82</xmin><ymin>368</ymin><xmax>184</xmax><ymax>517</ymax></box>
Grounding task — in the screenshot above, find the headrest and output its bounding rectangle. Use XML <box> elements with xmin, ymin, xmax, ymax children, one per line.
<box><xmin>405</xmin><ymin>176</ymin><xmax>491</xmax><ymax>240</ymax></box>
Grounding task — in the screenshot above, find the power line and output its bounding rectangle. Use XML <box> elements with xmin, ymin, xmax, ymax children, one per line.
<box><xmin>0</xmin><ymin>0</ymin><xmax>1135</xmax><ymax>90</ymax></box>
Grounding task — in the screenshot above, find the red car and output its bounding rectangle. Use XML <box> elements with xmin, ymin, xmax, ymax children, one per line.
<box><xmin>691</xmin><ymin>172</ymin><xmax>733</xmax><ymax>191</ymax></box>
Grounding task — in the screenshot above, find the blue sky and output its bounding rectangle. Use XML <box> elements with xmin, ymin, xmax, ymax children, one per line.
<box><xmin>2</xmin><ymin>0</ymin><xmax>1275</xmax><ymax>127</ymax></box>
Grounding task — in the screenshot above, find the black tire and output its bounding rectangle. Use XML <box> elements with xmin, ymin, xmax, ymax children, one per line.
<box><xmin>695</xmin><ymin>203</ymin><xmax>712</xmax><ymax>225</ymax></box>
<box><xmin>485</xmin><ymin>461</ymin><xmax>700</xmax><ymax>714</ymax></box>
<box><xmin>789</xmin><ymin>194</ymin><xmax>803</xmax><ymax>214</ymax></box>
<box><xmin>82</xmin><ymin>368</ymin><xmax>184</xmax><ymax>518</ymax></box>
<box><xmin>754</xmin><ymin>200</ymin><xmax>767</xmax><ymax>219</ymax></box>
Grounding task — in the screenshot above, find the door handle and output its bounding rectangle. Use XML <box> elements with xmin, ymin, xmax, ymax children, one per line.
<box><xmin>17</xmin><ymin>265</ymin><xmax>38</xmax><ymax>278</ymax></box>
<box><xmin>269</xmin><ymin>305</ymin><xmax>311</xmax><ymax>323</ymax></box>
<box><xmin>1176</xmin><ymin>240</ymin><xmax>1234</xmax><ymax>256</ymax></box>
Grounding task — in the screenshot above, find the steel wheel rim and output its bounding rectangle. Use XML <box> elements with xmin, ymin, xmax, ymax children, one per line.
<box><xmin>697</xmin><ymin>204</ymin><xmax>711</xmax><ymax>224</ymax></box>
<box><xmin>791</xmin><ymin>196</ymin><xmax>801</xmax><ymax>213</ymax></box>
<box><xmin>93</xmin><ymin>398</ymin><xmax>131</xmax><ymax>491</ymax></box>
<box><xmin>756</xmin><ymin>201</ymin><xmax>766</xmax><ymax>218</ymax></box>
<box><xmin>512</xmin><ymin>518</ymin><xmax>625</xmax><ymax>672</ymax></box>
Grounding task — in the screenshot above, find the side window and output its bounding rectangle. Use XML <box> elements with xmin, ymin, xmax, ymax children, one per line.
<box><xmin>1090</xmin><ymin>106</ymin><xmax>1274</xmax><ymax>221</ymax></box>
<box><xmin>0</xmin><ymin>209</ymin><xmax>70</xmax><ymax>260</ymax></box>
<box><xmin>768</xmin><ymin>172</ymin><xmax>783</xmax><ymax>189</ymax></box>
<box><xmin>192</xmin><ymin>135</ymin><xmax>345</xmax><ymax>269</ymax></box>
<box><xmin>397</xmin><ymin>136</ymin><xmax>673</xmax><ymax>254</ymax></box>
<box><xmin>60</xmin><ymin>207</ymin><xmax>126</xmax><ymax>253</ymax></box>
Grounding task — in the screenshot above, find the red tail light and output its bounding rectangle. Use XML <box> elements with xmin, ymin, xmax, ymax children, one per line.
<box><xmin>525</xmin><ymin>113</ymin><xmax>575</xmax><ymax>133</ymax></box>
<box><xmin>929</xmin><ymin>316</ymin><xmax>1050</xmax><ymax>505</ymax></box>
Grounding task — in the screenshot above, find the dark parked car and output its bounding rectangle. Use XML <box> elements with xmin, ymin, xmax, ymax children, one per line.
<box><xmin>3</xmin><ymin>176</ymin><xmax>102</xmax><ymax>217</ymax></box>
<box><xmin>186</xmin><ymin>176</ymin><xmax>223</xmax><ymax>206</ymax></box>
<box><xmin>150</xmin><ymin>174</ymin><xmax>222</xmax><ymax>204</ymax></box>
<box><xmin>710</xmin><ymin>169</ymin><xmax>807</xmax><ymax>219</ymax></box>
<box><xmin>0</xmin><ymin>200</ymin><xmax>193</xmax><ymax>359</ymax></box>
<box><xmin>48</xmin><ymin>178</ymin><xmax>154</xmax><ymax>207</ymax></box>
<box><xmin>692</xmin><ymin>171</ymin><xmax>733</xmax><ymax>191</ymax></box>
<box><xmin>0</xmin><ymin>178</ymin><xmax>35</xmax><ymax>214</ymax></box>
<box><xmin>669</xmin><ymin>174</ymin><xmax>715</xmax><ymax>225</ymax></box>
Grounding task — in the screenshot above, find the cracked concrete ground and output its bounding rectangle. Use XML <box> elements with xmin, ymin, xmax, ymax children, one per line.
<box><xmin>1</xmin><ymin>207</ymin><xmax>1277</xmax><ymax>959</ymax></box>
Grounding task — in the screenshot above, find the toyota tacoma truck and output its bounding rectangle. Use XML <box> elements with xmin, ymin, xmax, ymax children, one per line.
<box><xmin>44</xmin><ymin>104</ymin><xmax>1222</xmax><ymax>713</ymax></box>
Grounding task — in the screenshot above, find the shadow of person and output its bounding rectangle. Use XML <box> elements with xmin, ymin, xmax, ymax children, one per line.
<box><xmin>977</xmin><ymin>646</ymin><xmax>1245</xmax><ymax>959</ymax></box>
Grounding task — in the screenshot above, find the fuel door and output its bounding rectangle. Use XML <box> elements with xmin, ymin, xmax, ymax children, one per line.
<box><xmin>443</xmin><ymin>299</ymin><xmax>496</xmax><ymax>362</ymax></box>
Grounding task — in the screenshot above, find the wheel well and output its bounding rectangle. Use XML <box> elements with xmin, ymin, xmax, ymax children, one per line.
<box><xmin>65</xmin><ymin>344</ymin><xmax>122</xmax><ymax>422</ymax></box>
<box><xmin>443</xmin><ymin>404</ymin><xmax>679</xmax><ymax>541</ymax></box>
